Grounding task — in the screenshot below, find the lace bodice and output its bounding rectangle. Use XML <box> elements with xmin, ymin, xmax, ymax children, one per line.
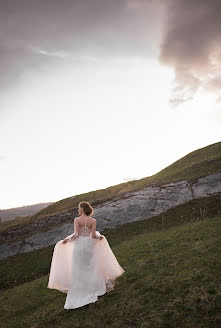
<box><xmin>79</xmin><ymin>218</ymin><xmax>91</xmax><ymax>237</ymax></box>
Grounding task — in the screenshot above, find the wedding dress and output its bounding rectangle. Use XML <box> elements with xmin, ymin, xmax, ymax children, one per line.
<box><xmin>47</xmin><ymin>217</ymin><xmax>125</xmax><ymax>309</ymax></box>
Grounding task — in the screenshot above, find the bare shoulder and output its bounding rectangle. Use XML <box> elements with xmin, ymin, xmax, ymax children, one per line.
<box><xmin>91</xmin><ymin>217</ymin><xmax>96</xmax><ymax>223</ymax></box>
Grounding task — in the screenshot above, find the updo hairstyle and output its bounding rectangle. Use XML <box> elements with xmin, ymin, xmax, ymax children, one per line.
<box><xmin>79</xmin><ymin>201</ymin><xmax>94</xmax><ymax>216</ymax></box>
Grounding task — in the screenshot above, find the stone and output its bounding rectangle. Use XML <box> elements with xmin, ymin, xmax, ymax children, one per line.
<box><xmin>0</xmin><ymin>173</ymin><xmax>220</xmax><ymax>260</ymax></box>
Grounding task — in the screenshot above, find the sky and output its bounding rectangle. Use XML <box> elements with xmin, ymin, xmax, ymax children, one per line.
<box><xmin>0</xmin><ymin>0</ymin><xmax>221</xmax><ymax>209</ymax></box>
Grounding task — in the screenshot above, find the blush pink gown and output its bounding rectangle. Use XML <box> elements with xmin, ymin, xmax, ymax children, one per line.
<box><xmin>47</xmin><ymin>219</ymin><xmax>125</xmax><ymax>309</ymax></box>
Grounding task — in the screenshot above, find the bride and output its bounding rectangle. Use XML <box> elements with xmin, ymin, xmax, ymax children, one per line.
<box><xmin>47</xmin><ymin>201</ymin><xmax>125</xmax><ymax>309</ymax></box>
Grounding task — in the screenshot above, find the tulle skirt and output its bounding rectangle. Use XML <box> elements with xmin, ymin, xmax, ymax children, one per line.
<box><xmin>47</xmin><ymin>232</ymin><xmax>125</xmax><ymax>309</ymax></box>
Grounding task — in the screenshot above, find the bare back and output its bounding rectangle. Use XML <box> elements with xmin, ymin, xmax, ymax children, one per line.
<box><xmin>75</xmin><ymin>216</ymin><xmax>96</xmax><ymax>238</ymax></box>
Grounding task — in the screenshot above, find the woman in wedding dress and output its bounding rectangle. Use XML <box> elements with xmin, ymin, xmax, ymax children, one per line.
<box><xmin>47</xmin><ymin>201</ymin><xmax>125</xmax><ymax>310</ymax></box>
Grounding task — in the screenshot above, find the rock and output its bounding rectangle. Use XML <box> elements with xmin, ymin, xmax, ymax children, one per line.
<box><xmin>0</xmin><ymin>173</ymin><xmax>220</xmax><ymax>260</ymax></box>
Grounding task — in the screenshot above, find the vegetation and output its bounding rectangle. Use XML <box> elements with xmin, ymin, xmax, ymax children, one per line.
<box><xmin>0</xmin><ymin>141</ymin><xmax>220</xmax><ymax>233</ymax></box>
<box><xmin>0</xmin><ymin>214</ymin><xmax>220</xmax><ymax>328</ymax></box>
<box><xmin>1</xmin><ymin>141</ymin><xmax>220</xmax><ymax>327</ymax></box>
<box><xmin>1</xmin><ymin>193</ymin><xmax>220</xmax><ymax>292</ymax></box>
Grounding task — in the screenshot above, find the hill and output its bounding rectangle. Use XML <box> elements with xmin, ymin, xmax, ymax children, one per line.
<box><xmin>0</xmin><ymin>202</ymin><xmax>54</xmax><ymax>222</ymax></box>
<box><xmin>0</xmin><ymin>192</ymin><xmax>220</xmax><ymax>292</ymax></box>
<box><xmin>1</xmin><ymin>141</ymin><xmax>220</xmax><ymax>233</ymax></box>
<box><xmin>0</xmin><ymin>214</ymin><xmax>220</xmax><ymax>328</ymax></box>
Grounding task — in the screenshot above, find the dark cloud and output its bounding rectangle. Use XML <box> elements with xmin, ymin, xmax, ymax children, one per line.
<box><xmin>159</xmin><ymin>0</ymin><xmax>221</xmax><ymax>106</ymax></box>
<box><xmin>0</xmin><ymin>0</ymin><xmax>162</xmax><ymax>92</ymax></box>
<box><xmin>2</xmin><ymin>0</ymin><xmax>221</xmax><ymax>108</ymax></box>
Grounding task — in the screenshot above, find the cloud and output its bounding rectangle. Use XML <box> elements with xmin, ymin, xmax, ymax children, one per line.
<box><xmin>125</xmin><ymin>0</ymin><xmax>155</xmax><ymax>9</ymax></box>
<box><xmin>28</xmin><ymin>45</ymin><xmax>69</xmax><ymax>59</ymax></box>
<box><xmin>122</xmin><ymin>176</ymin><xmax>141</xmax><ymax>182</ymax></box>
<box><xmin>0</xmin><ymin>0</ymin><xmax>163</xmax><ymax>92</ymax></box>
<box><xmin>159</xmin><ymin>0</ymin><xmax>221</xmax><ymax>106</ymax></box>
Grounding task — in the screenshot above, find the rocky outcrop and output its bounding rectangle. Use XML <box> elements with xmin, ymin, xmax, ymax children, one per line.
<box><xmin>0</xmin><ymin>173</ymin><xmax>220</xmax><ymax>260</ymax></box>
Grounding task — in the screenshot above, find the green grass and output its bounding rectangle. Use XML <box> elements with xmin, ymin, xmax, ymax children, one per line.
<box><xmin>1</xmin><ymin>141</ymin><xmax>220</xmax><ymax>233</ymax></box>
<box><xmin>1</xmin><ymin>194</ymin><xmax>220</xmax><ymax>292</ymax></box>
<box><xmin>0</xmin><ymin>214</ymin><xmax>220</xmax><ymax>328</ymax></box>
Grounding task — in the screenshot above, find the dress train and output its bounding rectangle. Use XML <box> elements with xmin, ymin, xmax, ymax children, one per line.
<box><xmin>47</xmin><ymin>230</ymin><xmax>125</xmax><ymax>309</ymax></box>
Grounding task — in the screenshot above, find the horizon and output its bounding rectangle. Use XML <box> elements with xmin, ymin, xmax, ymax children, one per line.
<box><xmin>0</xmin><ymin>139</ymin><xmax>219</xmax><ymax>210</ymax></box>
<box><xmin>0</xmin><ymin>0</ymin><xmax>221</xmax><ymax>209</ymax></box>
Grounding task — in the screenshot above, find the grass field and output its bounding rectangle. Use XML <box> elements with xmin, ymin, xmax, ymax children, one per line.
<box><xmin>1</xmin><ymin>193</ymin><xmax>220</xmax><ymax>292</ymax></box>
<box><xmin>1</xmin><ymin>214</ymin><xmax>220</xmax><ymax>328</ymax></box>
<box><xmin>1</xmin><ymin>141</ymin><xmax>220</xmax><ymax>327</ymax></box>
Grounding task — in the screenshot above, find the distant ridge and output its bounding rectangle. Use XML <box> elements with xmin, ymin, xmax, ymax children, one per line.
<box><xmin>1</xmin><ymin>140</ymin><xmax>220</xmax><ymax>231</ymax></box>
<box><xmin>0</xmin><ymin>202</ymin><xmax>54</xmax><ymax>222</ymax></box>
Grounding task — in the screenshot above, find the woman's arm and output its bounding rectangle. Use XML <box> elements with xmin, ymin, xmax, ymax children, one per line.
<box><xmin>91</xmin><ymin>220</ymin><xmax>103</xmax><ymax>239</ymax></box>
<box><xmin>72</xmin><ymin>218</ymin><xmax>80</xmax><ymax>239</ymax></box>
<box><xmin>91</xmin><ymin>219</ymin><xmax>97</xmax><ymax>238</ymax></box>
<box><xmin>62</xmin><ymin>218</ymin><xmax>79</xmax><ymax>243</ymax></box>
<box><xmin>94</xmin><ymin>230</ymin><xmax>104</xmax><ymax>240</ymax></box>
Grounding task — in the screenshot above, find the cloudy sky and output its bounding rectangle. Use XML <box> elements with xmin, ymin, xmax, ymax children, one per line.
<box><xmin>0</xmin><ymin>0</ymin><xmax>220</xmax><ymax>209</ymax></box>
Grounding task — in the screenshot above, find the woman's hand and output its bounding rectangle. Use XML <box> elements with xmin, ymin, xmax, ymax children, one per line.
<box><xmin>62</xmin><ymin>239</ymin><xmax>68</xmax><ymax>244</ymax></box>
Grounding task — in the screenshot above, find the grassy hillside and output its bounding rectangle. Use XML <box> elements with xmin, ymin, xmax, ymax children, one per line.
<box><xmin>1</xmin><ymin>193</ymin><xmax>220</xmax><ymax>292</ymax></box>
<box><xmin>1</xmin><ymin>214</ymin><xmax>220</xmax><ymax>328</ymax></box>
<box><xmin>1</xmin><ymin>141</ymin><xmax>220</xmax><ymax>233</ymax></box>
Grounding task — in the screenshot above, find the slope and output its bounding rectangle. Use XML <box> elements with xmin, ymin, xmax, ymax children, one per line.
<box><xmin>1</xmin><ymin>141</ymin><xmax>220</xmax><ymax>233</ymax></box>
<box><xmin>0</xmin><ymin>214</ymin><xmax>221</xmax><ymax>328</ymax></box>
